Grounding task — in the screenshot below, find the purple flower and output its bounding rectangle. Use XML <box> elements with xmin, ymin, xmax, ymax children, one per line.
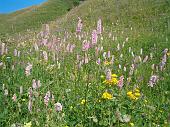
<box><xmin>148</xmin><ymin>75</ymin><xmax>159</xmax><ymax>87</ymax></box>
<box><xmin>76</xmin><ymin>17</ymin><xmax>83</xmax><ymax>33</ymax></box>
<box><xmin>82</xmin><ymin>40</ymin><xmax>90</xmax><ymax>51</ymax></box>
<box><xmin>44</xmin><ymin>91</ymin><xmax>50</xmax><ymax>106</ymax></box>
<box><xmin>118</xmin><ymin>76</ymin><xmax>124</xmax><ymax>89</ymax></box>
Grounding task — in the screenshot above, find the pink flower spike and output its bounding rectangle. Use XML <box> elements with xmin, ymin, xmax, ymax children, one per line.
<box><xmin>118</xmin><ymin>76</ymin><xmax>124</xmax><ymax>89</ymax></box>
<box><xmin>12</xmin><ymin>94</ymin><xmax>17</xmax><ymax>102</ymax></box>
<box><xmin>92</xmin><ymin>30</ymin><xmax>98</xmax><ymax>45</ymax></box>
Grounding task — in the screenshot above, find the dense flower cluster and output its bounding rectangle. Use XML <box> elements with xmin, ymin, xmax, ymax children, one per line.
<box><xmin>127</xmin><ymin>88</ymin><xmax>141</xmax><ymax>100</ymax></box>
<box><xmin>102</xmin><ymin>91</ymin><xmax>113</xmax><ymax>100</ymax></box>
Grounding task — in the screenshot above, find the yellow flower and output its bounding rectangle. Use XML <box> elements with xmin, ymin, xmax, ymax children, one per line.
<box><xmin>127</xmin><ymin>89</ymin><xmax>141</xmax><ymax>101</ymax></box>
<box><xmin>127</xmin><ymin>91</ymin><xmax>133</xmax><ymax>96</ymax></box>
<box><xmin>130</xmin><ymin>122</ymin><xmax>134</xmax><ymax>126</ymax></box>
<box><xmin>24</xmin><ymin>121</ymin><xmax>32</xmax><ymax>127</ymax></box>
<box><xmin>111</xmin><ymin>74</ymin><xmax>118</xmax><ymax>78</ymax></box>
<box><xmin>129</xmin><ymin>94</ymin><xmax>138</xmax><ymax>100</ymax></box>
<box><xmin>167</xmin><ymin>52</ymin><xmax>170</xmax><ymax>56</ymax></box>
<box><xmin>104</xmin><ymin>61</ymin><xmax>111</xmax><ymax>66</ymax></box>
<box><xmin>134</xmin><ymin>88</ymin><xmax>140</xmax><ymax>93</ymax></box>
<box><xmin>103</xmin><ymin>78</ymin><xmax>118</xmax><ymax>85</ymax></box>
<box><xmin>134</xmin><ymin>92</ymin><xmax>140</xmax><ymax>97</ymax></box>
<box><xmin>102</xmin><ymin>92</ymin><xmax>112</xmax><ymax>100</ymax></box>
<box><xmin>81</xmin><ymin>99</ymin><xmax>86</xmax><ymax>105</ymax></box>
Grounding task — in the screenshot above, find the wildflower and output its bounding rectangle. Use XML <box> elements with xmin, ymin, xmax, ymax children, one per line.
<box><xmin>12</xmin><ymin>94</ymin><xmax>17</xmax><ymax>102</ymax></box>
<box><xmin>118</xmin><ymin>76</ymin><xmax>124</xmax><ymax>89</ymax></box>
<box><xmin>163</xmin><ymin>48</ymin><xmax>168</xmax><ymax>54</ymax></box>
<box><xmin>102</xmin><ymin>91</ymin><xmax>113</xmax><ymax>100</ymax></box>
<box><xmin>103</xmin><ymin>52</ymin><xmax>107</xmax><ymax>59</ymax></box>
<box><xmin>108</xmin><ymin>51</ymin><xmax>111</xmax><ymax>58</ymax></box>
<box><xmin>28</xmin><ymin>100</ymin><xmax>32</xmax><ymax>112</ymax></box>
<box><xmin>34</xmin><ymin>43</ymin><xmax>39</xmax><ymax>51</ymax></box>
<box><xmin>84</xmin><ymin>53</ymin><xmax>89</xmax><ymax>64</ymax></box>
<box><xmin>97</xmin><ymin>18</ymin><xmax>102</xmax><ymax>34</ymax></box>
<box><xmin>130</xmin><ymin>122</ymin><xmax>134</xmax><ymax>126</ymax></box>
<box><xmin>127</xmin><ymin>88</ymin><xmax>141</xmax><ymax>101</ymax></box>
<box><xmin>134</xmin><ymin>92</ymin><xmax>141</xmax><ymax>97</ymax></box>
<box><xmin>123</xmin><ymin>66</ymin><xmax>127</xmax><ymax>72</ymax></box>
<box><xmin>4</xmin><ymin>89</ymin><xmax>8</xmax><ymax>96</ymax></box>
<box><xmin>54</xmin><ymin>102</ymin><xmax>63</xmax><ymax>112</ymax></box>
<box><xmin>111</xmin><ymin>55</ymin><xmax>114</xmax><ymax>64</ymax></box>
<box><xmin>28</xmin><ymin>87</ymin><xmax>33</xmax><ymax>99</ymax></box>
<box><xmin>129</xmin><ymin>47</ymin><xmax>131</xmax><ymax>53</ymax></box>
<box><xmin>41</xmin><ymin>38</ymin><xmax>48</xmax><ymax>45</ymax></box>
<box><xmin>51</xmin><ymin>94</ymin><xmax>55</xmax><ymax>103</ymax></box>
<box><xmin>20</xmin><ymin>86</ymin><xmax>23</xmax><ymax>94</ymax></box>
<box><xmin>82</xmin><ymin>40</ymin><xmax>90</xmax><ymax>51</ymax></box>
<box><xmin>43</xmin><ymin>51</ymin><xmax>48</xmax><ymax>61</ymax></box>
<box><xmin>25</xmin><ymin>63</ymin><xmax>32</xmax><ymax>76</ymax></box>
<box><xmin>148</xmin><ymin>75</ymin><xmax>159</xmax><ymax>87</ymax></box>
<box><xmin>44</xmin><ymin>91</ymin><xmax>50</xmax><ymax>107</ymax></box>
<box><xmin>1</xmin><ymin>43</ymin><xmax>5</xmax><ymax>55</ymax></box>
<box><xmin>117</xmin><ymin>43</ymin><xmax>120</xmax><ymax>50</ymax></box>
<box><xmin>143</xmin><ymin>55</ymin><xmax>148</xmax><ymax>63</ymax></box>
<box><xmin>103</xmin><ymin>70</ymin><xmax>118</xmax><ymax>85</ymax></box>
<box><xmin>118</xmin><ymin>64</ymin><xmax>122</xmax><ymax>69</ymax></box>
<box><xmin>24</xmin><ymin>121</ymin><xmax>32</xmax><ymax>127</ymax></box>
<box><xmin>96</xmin><ymin>58</ymin><xmax>101</xmax><ymax>65</ymax></box>
<box><xmin>92</xmin><ymin>30</ymin><xmax>98</xmax><ymax>45</ymax></box>
<box><xmin>76</xmin><ymin>17</ymin><xmax>83</xmax><ymax>33</ymax></box>
<box><xmin>70</xmin><ymin>44</ymin><xmax>76</xmax><ymax>53</ymax></box>
<box><xmin>81</xmin><ymin>99</ymin><xmax>86</xmax><ymax>105</ymax></box>
<box><xmin>122</xmin><ymin>114</ymin><xmax>131</xmax><ymax>122</ymax></box>
<box><xmin>37</xmin><ymin>80</ymin><xmax>41</xmax><ymax>88</ymax></box>
<box><xmin>14</xmin><ymin>49</ymin><xmax>17</xmax><ymax>56</ymax></box>
<box><xmin>120</xmin><ymin>54</ymin><xmax>123</xmax><ymax>58</ymax></box>
<box><xmin>140</xmin><ymin>48</ymin><xmax>143</xmax><ymax>55</ymax></box>
<box><xmin>104</xmin><ymin>61</ymin><xmax>111</xmax><ymax>66</ymax></box>
<box><xmin>32</xmin><ymin>79</ymin><xmax>37</xmax><ymax>90</ymax></box>
<box><xmin>106</xmin><ymin>69</ymin><xmax>112</xmax><ymax>80</ymax></box>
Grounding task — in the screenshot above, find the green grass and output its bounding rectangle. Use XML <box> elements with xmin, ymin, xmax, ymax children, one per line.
<box><xmin>0</xmin><ymin>0</ymin><xmax>170</xmax><ymax>127</ymax></box>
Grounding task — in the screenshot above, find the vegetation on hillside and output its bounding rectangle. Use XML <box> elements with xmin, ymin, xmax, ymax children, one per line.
<box><xmin>0</xmin><ymin>0</ymin><xmax>170</xmax><ymax>126</ymax></box>
<box><xmin>0</xmin><ymin>0</ymin><xmax>84</xmax><ymax>35</ymax></box>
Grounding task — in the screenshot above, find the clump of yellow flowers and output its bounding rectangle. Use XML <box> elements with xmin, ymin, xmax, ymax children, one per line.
<box><xmin>81</xmin><ymin>99</ymin><xmax>86</xmax><ymax>105</ymax></box>
<box><xmin>102</xmin><ymin>91</ymin><xmax>113</xmax><ymax>100</ymax></box>
<box><xmin>102</xmin><ymin>69</ymin><xmax>118</xmax><ymax>85</ymax></box>
<box><xmin>127</xmin><ymin>88</ymin><xmax>141</xmax><ymax>100</ymax></box>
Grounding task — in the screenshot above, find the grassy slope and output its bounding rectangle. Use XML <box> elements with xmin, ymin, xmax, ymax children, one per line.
<box><xmin>0</xmin><ymin>0</ymin><xmax>75</xmax><ymax>35</ymax></box>
<box><xmin>0</xmin><ymin>0</ymin><xmax>170</xmax><ymax>126</ymax></box>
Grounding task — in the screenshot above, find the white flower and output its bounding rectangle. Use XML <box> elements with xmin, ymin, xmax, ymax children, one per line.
<box><xmin>54</xmin><ymin>102</ymin><xmax>63</xmax><ymax>112</ymax></box>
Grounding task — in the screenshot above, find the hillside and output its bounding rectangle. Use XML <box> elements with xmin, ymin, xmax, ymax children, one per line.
<box><xmin>0</xmin><ymin>0</ymin><xmax>76</xmax><ymax>35</ymax></box>
<box><xmin>0</xmin><ymin>0</ymin><xmax>170</xmax><ymax>127</ymax></box>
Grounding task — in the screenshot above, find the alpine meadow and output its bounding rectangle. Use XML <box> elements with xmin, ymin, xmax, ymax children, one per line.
<box><xmin>0</xmin><ymin>0</ymin><xmax>170</xmax><ymax>127</ymax></box>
